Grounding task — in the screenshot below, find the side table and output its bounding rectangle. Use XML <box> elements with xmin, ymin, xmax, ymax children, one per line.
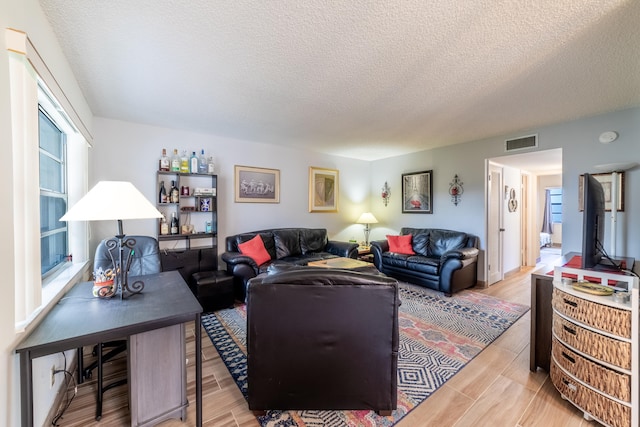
<box><xmin>357</xmin><ymin>246</ymin><xmax>374</xmax><ymax>263</ymax></box>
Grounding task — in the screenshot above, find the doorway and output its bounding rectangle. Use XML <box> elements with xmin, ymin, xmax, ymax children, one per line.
<box><xmin>485</xmin><ymin>149</ymin><xmax>562</xmax><ymax>285</ymax></box>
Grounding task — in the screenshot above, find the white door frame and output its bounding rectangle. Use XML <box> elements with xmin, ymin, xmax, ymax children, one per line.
<box><xmin>486</xmin><ymin>161</ymin><xmax>504</xmax><ymax>285</ymax></box>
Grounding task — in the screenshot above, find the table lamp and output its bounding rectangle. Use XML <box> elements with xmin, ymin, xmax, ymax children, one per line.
<box><xmin>60</xmin><ymin>181</ymin><xmax>162</xmax><ymax>298</ymax></box>
<box><xmin>356</xmin><ymin>212</ymin><xmax>378</xmax><ymax>247</ymax></box>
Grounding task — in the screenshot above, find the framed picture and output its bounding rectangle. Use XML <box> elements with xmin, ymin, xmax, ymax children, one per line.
<box><xmin>309</xmin><ymin>167</ymin><xmax>339</xmax><ymax>212</ymax></box>
<box><xmin>578</xmin><ymin>172</ymin><xmax>624</xmax><ymax>211</ymax></box>
<box><xmin>402</xmin><ymin>170</ymin><xmax>433</xmax><ymax>213</ymax></box>
<box><xmin>234</xmin><ymin>165</ymin><xmax>280</xmax><ymax>203</ymax></box>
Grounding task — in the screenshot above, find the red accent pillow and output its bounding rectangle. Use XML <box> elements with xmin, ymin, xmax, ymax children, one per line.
<box><xmin>387</xmin><ymin>234</ymin><xmax>415</xmax><ymax>255</ymax></box>
<box><xmin>238</xmin><ymin>235</ymin><xmax>271</xmax><ymax>266</ymax></box>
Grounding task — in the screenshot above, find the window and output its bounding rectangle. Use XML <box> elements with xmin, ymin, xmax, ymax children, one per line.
<box><xmin>549</xmin><ymin>188</ymin><xmax>562</xmax><ymax>223</ymax></box>
<box><xmin>38</xmin><ymin>107</ymin><xmax>68</xmax><ymax>277</ymax></box>
<box><xmin>9</xmin><ymin>28</ymin><xmax>90</xmax><ymax>331</ymax></box>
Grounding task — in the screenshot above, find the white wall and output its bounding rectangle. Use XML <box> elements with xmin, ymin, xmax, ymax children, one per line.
<box><xmin>1</xmin><ymin>1</ymin><xmax>94</xmax><ymax>426</ymax></box>
<box><xmin>371</xmin><ymin>107</ymin><xmax>640</xmax><ymax>282</ymax></box>
<box><xmin>90</xmin><ymin>118</ymin><xmax>371</xmax><ymax>255</ymax></box>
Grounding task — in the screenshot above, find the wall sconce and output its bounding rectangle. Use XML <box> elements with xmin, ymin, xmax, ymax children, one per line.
<box><xmin>449</xmin><ymin>174</ymin><xmax>464</xmax><ymax>206</ymax></box>
<box><xmin>381</xmin><ymin>181</ymin><xmax>390</xmax><ymax>207</ymax></box>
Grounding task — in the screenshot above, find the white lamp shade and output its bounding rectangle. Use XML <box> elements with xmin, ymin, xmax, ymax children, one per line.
<box><xmin>60</xmin><ymin>181</ymin><xmax>162</xmax><ymax>222</ymax></box>
<box><xmin>356</xmin><ymin>212</ymin><xmax>378</xmax><ymax>224</ymax></box>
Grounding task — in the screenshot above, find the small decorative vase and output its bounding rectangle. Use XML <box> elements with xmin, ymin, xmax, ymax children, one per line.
<box><xmin>93</xmin><ymin>280</ymin><xmax>115</xmax><ymax>298</ymax></box>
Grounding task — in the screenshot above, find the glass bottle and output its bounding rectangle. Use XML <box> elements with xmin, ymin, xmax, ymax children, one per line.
<box><xmin>159</xmin><ymin>215</ymin><xmax>169</xmax><ymax>235</ymax></box>
<box><xmin>207</xmin><ymin>156</ymin><xmax>215</xmax><ymax>174</ymax></box>
<box><xmin>198</xmin><ymin>149</ymin><xmax>207</xmax><ymax>174</ymax></box>
<box><xmin>180</xmin><ymin>150</ymin><xmax>189</xmax><ymax>173</ymax></box>
<box><xmin>158</xmin><ymin>181</ymin><xmax>167</xmax><ymax>203</ymax></box>
<box><xmin>170</xmin><ymin>212</ymin><xmax>179</xmax><ymax>235</ymax></box>
<box><xmin>159</xmin><ymin>148</ymin><xmax>170</xmax><ymax>172</ymax></box>
<box><xmin>170</xmin><ymin>180</ymin><xmax>179</xmax><ymax>203</ymax></box>
<box><xmin>170</xmin><ymin>149</ymin><xmax>181</xmax><ymax>172</ymax></box>
<box><xmin>190</xmin><ymin>151</ymin><xmax>198</xmax><ymax>174</ymax></box>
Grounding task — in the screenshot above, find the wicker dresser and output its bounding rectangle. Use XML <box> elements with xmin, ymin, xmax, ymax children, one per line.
<box><xmin>550</xmin><ymin>267</ymin><xmax>638</xmax><ymax>427</ymax></box>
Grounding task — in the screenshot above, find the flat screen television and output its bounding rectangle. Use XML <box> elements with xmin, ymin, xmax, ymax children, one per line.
<box><xmin>581</xmin><ymin>173</ymin><xmax>605</xmax><ymax>269</ymax></box>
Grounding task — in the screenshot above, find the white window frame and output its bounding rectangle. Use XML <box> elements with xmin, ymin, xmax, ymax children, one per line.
<box><xmin>8</xmin><ymin>29</ymin><xmax>90</xmax><ymax>332</ymax></box>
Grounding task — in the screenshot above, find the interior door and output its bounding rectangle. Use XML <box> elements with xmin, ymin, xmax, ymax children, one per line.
<box><xmin>488</xmin><ymin>163</ymin><xmax>504</xmax><ymax>285</ymax></box>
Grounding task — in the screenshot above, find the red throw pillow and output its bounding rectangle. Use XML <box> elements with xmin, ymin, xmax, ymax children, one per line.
<box><xmin>238</xmin><ymin>235</ymin><xmax>271</xmax><ymax>266</ymax></box>
<box><xmin>387</xmin><ymin>234</ymin><xmax>415</xmax><ymax>255</ymax></box>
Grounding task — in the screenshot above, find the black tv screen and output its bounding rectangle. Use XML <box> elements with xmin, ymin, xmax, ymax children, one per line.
<box><xmin>581</xmin><ymin>173</ymin><xmax>605</xmax><ymax>269</ymax></box>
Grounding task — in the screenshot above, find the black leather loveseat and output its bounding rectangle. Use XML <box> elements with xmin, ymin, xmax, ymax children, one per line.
<box><xmin>371</xmin><ymin>227</ymin><xmax>479</xmax><ymax>296</ymax></box>
<box><xmin>246</xmin><ymin>266</ymin><xmax>399</xmax><ymax>414</ymax></box>
<box><xmin>221</xmin><ymin>228</ymin><xmax>358</xmax><ymax>301</ymax></box>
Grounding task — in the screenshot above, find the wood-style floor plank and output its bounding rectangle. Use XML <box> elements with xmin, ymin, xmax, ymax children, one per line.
<box><xmin>54</xmin><ymin>265</ymin><xmax>590</xmax><ymax>427</ymax></box>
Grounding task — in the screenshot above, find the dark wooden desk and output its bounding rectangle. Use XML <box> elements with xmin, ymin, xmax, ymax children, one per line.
<box><xmin>15</xmin><ymin>271</ymin><xmax>203</xmax><ymax>427</ymax></box>
<box><xmin>529</xmin><ymin>252</ymin><xmax>635</xmax><ymax>372</ymax></box>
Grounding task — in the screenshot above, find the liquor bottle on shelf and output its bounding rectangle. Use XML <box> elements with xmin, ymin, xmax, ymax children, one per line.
<box><xmin>180</xmin><ymin>150</ymin><xmax>189</xmax><ymax>173</ymax></box>
<box><xmin>170</xmin><ymin>149</ymin><xmax>180</xmax><ymax>172</ymax></box>
<box><xmin>170</xmin><ymin>180</ymin><xmax>179</xmax><ymax>203</ymax></box>
<box><xmin>198</xmin><ymin>149</ymin><xmax>207</xmax><ymax>174</ymax></box>
<box><xmin>170</xmin><ymin>212</ymin><xmax>179</xmax><ymax>235</ymax></box>
<box><xmin>207</xmin><ymin>155</ymin><xmax>215</xmax><ymax>174</ymax></box>
<box><xmin>159</xmin><ymin>181</ymin><xmax>168</xmax><ymax>203</ymax></box>
<box><xmin>159</xmin><ymin>148</ymin><xmax>170</xmax><ymax>172</ymax></box>
<box><xmin>190</xmin><ymin>151</ymin><xmax>198</xmax><ymax>174</ymax></box>
<box><xmin>159</xmin><ymin>215</ymin><xmax>169</xmax><ymax>235</ymax></box>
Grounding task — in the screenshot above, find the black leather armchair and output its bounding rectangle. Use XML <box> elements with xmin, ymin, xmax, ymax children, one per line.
<box><xmin>246</xmin><ymin>266</ymin><xmax>399</xmax><ymax>414</ymax></box>
<box><xmin>221</xmin><ymin>228</ymin><xmax>358</xmax><ymax>301</ymax></box>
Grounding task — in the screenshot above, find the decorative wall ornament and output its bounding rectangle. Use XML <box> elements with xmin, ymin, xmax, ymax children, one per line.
<box><xmin>508</xmin><ymin>187</ymin><xmax>518</xmax><ymax>212</ymax></box>
<box><xmin>449</xmin><ymin>174</ymin><xmax>464</xmax><ymax>206</ymax></box>
<box><xmin>381</xmin><ymin>181</ymin><xmax>391</xmax><ymax>207</ymax></box>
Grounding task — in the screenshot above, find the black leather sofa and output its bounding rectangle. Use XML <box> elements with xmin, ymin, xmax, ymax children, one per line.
<box><xmin>246</xmin><ymin>266</ymin><xmax>399</xmax><ymax>414</ymax></box>
<box><xmin>221</xmin><ymin>228</ymin><xmax>358</xmax><ymax>301</ymax></box>
<box><xmin>371</xmin><ymin>227</ymin><xmax>479</xmax><ymax>296</ymax></box>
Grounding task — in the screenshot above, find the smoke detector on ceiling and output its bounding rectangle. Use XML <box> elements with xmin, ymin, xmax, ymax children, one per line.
<box><xmin>598</xmin><ymin>131</ymin><xmax>618</xmax><ymax>144</ymax></box>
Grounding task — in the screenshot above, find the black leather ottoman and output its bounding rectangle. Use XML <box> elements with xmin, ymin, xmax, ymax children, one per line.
<box><xmin>190</xmin><ymin>270</ymin><xmax>235</xmax><ymax>312</ymax></box>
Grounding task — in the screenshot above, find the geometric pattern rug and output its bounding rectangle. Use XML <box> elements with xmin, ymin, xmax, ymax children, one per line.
<box><xmin>202</xmin><ymin>282</ymin><xmax>529</xmax><ymax>427</ymax></box>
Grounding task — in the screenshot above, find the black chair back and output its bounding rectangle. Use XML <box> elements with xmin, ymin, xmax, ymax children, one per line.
<box><xmin>94</xmin><ymin>235</ymin><xmax>161</xmax><ymax>277</ymax></box>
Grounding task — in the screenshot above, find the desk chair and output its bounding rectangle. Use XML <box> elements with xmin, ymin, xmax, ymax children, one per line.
<box><xmin>82</xmin><ymin>235</ymin><xmax>161</xmax><ymax>420</ymax></box>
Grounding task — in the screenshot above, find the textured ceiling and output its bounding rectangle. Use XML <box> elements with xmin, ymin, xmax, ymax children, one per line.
<box><xmin>39</xmin><ymin>0</ymin><xmax>640</xmax><ymax>161</ymax></box>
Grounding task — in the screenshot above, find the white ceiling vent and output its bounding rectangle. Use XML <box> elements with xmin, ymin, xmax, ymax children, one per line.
<box><xmin>505</xmin><ymin>134</ymin><xmax>538</xmax><ymax>152</ymax></box>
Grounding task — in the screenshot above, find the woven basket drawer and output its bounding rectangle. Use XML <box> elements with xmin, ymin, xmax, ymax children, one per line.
<box><xmin>552</xmin><ymin>337</ymin><xmax>630</xmax><ymax>402</ymax></box>
<box><xmin>552</xmin><ymin>288</ymin><xmax>631</xmax><ymax>338</ymax></box>
<box><xmin>551</xmin><ymin>361</ymin><xmax>630</xmax><ymax>427</ymax></box>
<box><xmin>552</xmin><ymin>315</ymin><xmax>631</xmax><ymax>370</ymax></box>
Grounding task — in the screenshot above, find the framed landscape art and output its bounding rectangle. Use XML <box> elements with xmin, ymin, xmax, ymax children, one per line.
<box><xmin>402</xmin><ymin>170</ymin><xmax>433</xmax><ymax>213</ymax></box>
<box><xmin>234</xmin><ymin>165</ymin><xmax>280</xmax><ymax>203</ymax></box>
<box><xmin>309</xmin><ymin>167</ymin><xmax>338</xmax><ymax>212</ymax></box>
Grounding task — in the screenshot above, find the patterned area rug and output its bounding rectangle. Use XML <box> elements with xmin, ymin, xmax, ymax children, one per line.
<box><xmin>202</xmin><ymin>283</ymin><xmax>529</xmax><ymax>427</ymax></box>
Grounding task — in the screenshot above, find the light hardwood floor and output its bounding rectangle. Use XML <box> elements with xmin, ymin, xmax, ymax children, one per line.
<box><xmin>55</xmin><ymin>265</ymin><xmax>599</xmax><ymax>427</ymax></box>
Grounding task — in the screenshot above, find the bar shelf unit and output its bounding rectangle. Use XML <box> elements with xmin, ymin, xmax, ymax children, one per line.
<box><xmin>156</xmin><ymin>171</ymin><xmax>217</xmax><ymax>250</ymax></box>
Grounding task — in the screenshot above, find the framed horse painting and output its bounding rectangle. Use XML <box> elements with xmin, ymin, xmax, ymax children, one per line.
<box><xmin>234</xmin><ymin>165</ymin><xmax>280</xmax><ymax>203</ymax></box>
